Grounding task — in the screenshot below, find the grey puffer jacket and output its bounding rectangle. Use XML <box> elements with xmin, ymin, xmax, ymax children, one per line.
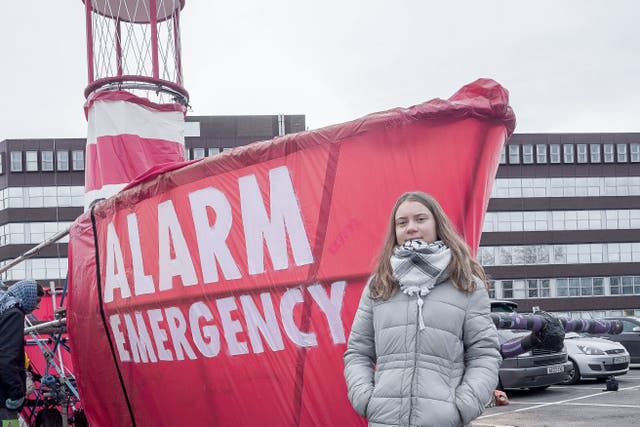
<box><xmin>344</xmin><ymin>277</ymin><xmax>501</xmax><ymax>427</ymax></box>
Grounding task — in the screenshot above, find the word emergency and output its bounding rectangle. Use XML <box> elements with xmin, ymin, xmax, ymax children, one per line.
<box><xmin>108</xmin><ymin>281</ymin><xmax>347</xmax><ymax>363</ymax></box>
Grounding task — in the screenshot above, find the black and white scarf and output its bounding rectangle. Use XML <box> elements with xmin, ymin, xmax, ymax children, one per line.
<box><xmin>390</xmin><ymin>240</ymin><xmax>451</xmax><ymax>330</ymax></box>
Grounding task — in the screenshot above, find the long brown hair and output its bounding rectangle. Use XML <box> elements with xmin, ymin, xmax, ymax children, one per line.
<box><xmin>369</xmin><ymin>191</ymin><xmax>488</xmax><ymax>300</ymax></box>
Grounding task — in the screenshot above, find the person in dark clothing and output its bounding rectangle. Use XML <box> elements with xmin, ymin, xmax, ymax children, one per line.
<box><xmin>0</xmin><ymin>280</ymin><xmax>44</xmax><ymax>423</ymax></box>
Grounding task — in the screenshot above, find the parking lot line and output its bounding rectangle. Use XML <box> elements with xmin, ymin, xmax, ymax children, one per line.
<box><xmin>501</xmin><ymin>401</ymin><xmax>640</xmax><ymax>409</ymax></box>
<box><xmin>477</xmin><ymin>384</ymin><xmax>640</xmax><ymax>420</ymax></box>
<box><xmin>550</xmin><ymin>385</ymin><xmax>607</xmax><ymax>390</ymax></box>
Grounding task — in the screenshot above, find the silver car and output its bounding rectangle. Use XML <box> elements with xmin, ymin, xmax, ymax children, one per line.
<box><xmin>562</xmin><ymin>332</ymin><xmax>630</xmax><ymax>384</ymax></box>
<box><xmin>603</xmin><ymin>316</ymin><xmax>640</xmax><ymax>366</ymax></box>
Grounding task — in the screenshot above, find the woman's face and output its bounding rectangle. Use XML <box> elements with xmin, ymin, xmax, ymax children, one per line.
<box><xmin>394</xmin><ymin>200</ymin><xmax>437</xmax><ymax>245</ymax></box>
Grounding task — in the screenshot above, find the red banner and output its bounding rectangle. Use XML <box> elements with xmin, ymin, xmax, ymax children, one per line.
<box><xmin>84</xmin><ymin>90</ymin><xmax>186</xmax><ymax>210</ymax></box>
<box><xmin>68</xmin><ymin>79</ymin><xmax>515</xmax><ymax>426</ymax></box>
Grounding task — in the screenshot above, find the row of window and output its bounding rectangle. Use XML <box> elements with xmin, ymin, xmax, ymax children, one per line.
<box><xmin>490</xmin><ymin>276</ymin><xmax>640</xmax><ymax>299</ymax></box>
<box><xmin>4</xmin><ymin>178</ymin><xmax>640</xmax><ymax>213</ymax></box>
<box><xmin>501</xmin><ymin>142</ymin><xmax>640</xmax><ymax>165</ymax></box>
<box><xmin>491</xmin><ymin>176</ymin><xmax>640</xmax><ymax>198</ymax></box>
<box><xmin>0</xmin><ymin>148</ymin><xmax>239</xmax><ymax>173</ymax></box>
<box><xmin>0</xmin><ymin>186</ymin><xmax>84</xmax><ymax>209</ymax></box>
<box><xmin>478</xmin><ymin>243</ymin><xmax>640</xmax><ymax>266</ymax></box>
<box><xmin>552</xmin><ymin>309</ymin><xmax>640</xmax><ymax>320</ymax></box>
<box><xmin>483</xmin><ymin>209</ymin><xmax>640</xmax><ymax>233</ymax></box>
<box><xmin>0</xmin><ymin>258</ymin><xmax>68</xmax><ymax>281</ymax></box>
<box><xmin>0</xmin><ymin>222</ymin><xmax>72</xmax><ymax>245</ymax></box>
<box><xmin>553</xmin><ymin>308</ymin><xmax>640</xmax><ymax>320</ymax></box>
<box><xmin>5</xmin><ymin>142</ymin><xmax>638</xmax><ymax>173</ymax></box>
<box><xmin>0</xmin><ymin>147</ymin><xmax>235</xmax><ymax>173</ymax></box>
<box><xmin>185</xmin><ymin>147</ymin><xmax>233</xmax><ymax>160</ymax></box>
<box><xmin>0</xmin><ymin>150</ymin><xmax>85</xmax><ymax>174</ymax></box>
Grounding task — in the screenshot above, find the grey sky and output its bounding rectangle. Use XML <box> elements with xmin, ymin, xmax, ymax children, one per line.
<box><xmin>1</xmin><ymin>1</ymin><xmax>639</xmax><ymax>139</ymax></box>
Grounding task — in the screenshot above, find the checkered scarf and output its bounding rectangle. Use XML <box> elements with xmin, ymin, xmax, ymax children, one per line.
<box><xmin>0</xmin><ymin>279</ymin><xmax>39</xmax><ymax>315</ymax></box>
<box><xmin>391</xmin><ymin>240</ymin><xmax>451</xmax><ymax>330</ymax></box>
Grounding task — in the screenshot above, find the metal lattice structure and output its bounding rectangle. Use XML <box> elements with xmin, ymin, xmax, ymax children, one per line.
<box><xmin>84</xmin><ymin>0</ymin><xmax>188</xmax><ymax>105</ymax></box>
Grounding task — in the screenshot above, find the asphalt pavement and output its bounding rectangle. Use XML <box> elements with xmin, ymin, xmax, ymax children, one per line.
<box><xmin>472</xmin><ymin>368</ymin><xmax>640</xmax><ymax>427</ymax></box>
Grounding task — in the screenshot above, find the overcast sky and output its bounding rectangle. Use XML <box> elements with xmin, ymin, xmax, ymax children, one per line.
<box><xmin>1</xmin><ymin>1</ymin><xmax>639</xmax><ymax>139</ymax></box>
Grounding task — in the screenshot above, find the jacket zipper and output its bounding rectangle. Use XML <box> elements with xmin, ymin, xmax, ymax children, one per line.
<box><xmin>408</xmin><ymin>296</ymin><xmax>421</xmax><ymax>426</ymax></box>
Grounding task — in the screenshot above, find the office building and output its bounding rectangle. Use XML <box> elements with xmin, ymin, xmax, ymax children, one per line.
<box><xmin>482</xmin><ymin>133</ymin><xmax>640</xmax><ymax>317</ymax></box>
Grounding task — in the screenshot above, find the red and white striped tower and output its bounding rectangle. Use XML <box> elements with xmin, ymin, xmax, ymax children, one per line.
<box><xmin>82</xmin><ymin>0</ymin><xmax>189</xmax><ymax>209</ymax></box>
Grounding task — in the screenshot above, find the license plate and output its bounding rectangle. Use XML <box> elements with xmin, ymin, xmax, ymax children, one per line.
<box><xmin>547</xmin><ymin>364</ymin><xmax>564</xmax><ymax>374</ymax></box>
<box><xmin>614</xmin><ymin>356</ymin><xmax>628</xmax><ymax>364</ymax></box>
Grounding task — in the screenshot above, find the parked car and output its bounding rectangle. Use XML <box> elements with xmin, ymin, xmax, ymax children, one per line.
<box><xmin>561</xmin><ymin>332</ymin><xmax>630</xmax><ymax>384</ymax></box>
<box><xmin>602</xmin><ymin>316</ymin><xmax>640</xmax><ymax>366</ymax></box>
<box><xmin>491</xmin><ymin>300</ymin><xmax>572</xmax><ymax>390</ymax></box>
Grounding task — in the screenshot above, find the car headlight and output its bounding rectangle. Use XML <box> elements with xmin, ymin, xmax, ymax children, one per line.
<box><xmin>576</xmin><ymin>345</ymin><xmax>604</xmax><ymax>355</ymax></box>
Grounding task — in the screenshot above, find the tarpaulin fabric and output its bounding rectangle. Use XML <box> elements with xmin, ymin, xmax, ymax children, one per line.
<box><xmin>67</xmin><ymin>78</ymin><xmax>515</xmax><ymax>427</ymax></box>
<box><xmin>83</xmin><ymin>90</ymin><xmax>187</xmax><ymax>210</ymax></box>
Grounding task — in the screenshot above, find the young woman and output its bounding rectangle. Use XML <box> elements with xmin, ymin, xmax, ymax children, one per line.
<box><xmin>344</xmin><ymin>191</ymin><xmax>501</xmax><ymax>427</ymax></box>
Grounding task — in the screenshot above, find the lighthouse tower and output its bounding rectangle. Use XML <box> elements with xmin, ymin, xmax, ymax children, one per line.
<box><xmin>82</xmin><ymin>0</ymin><xmax>189</xmax><ymax>209</ymax></box>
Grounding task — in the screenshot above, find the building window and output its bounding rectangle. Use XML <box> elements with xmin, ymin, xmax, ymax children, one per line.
<box><xmin>568</xmin><ymin>278</ymin><xmax>580</xmax><ymax>296</ymax></box>
<box><xmin>610</xmin><ymin>276</ymin><xmax>640</xmax><ymax>295</ymax></box>
<box><xmin>0</xmin><ymin>257</ymin><xmax>69</xmax><ymax>282</ymax></box>
<box><xmin>192</xmin><ymin>148</ymin><xmax>206</xmax><ymax>159</ymax></box>
<box><xmin>604</xmin><ymin>144</ymin><xmax>614</xmax><ymax>163</ymax></box>
<box><xmin>0</xmin><ymin>153</ymin><xmax>4</xmax><ymax>174</ymax></box>
<box><xmin>522</xmin><ymin>144</ymin><xmax>533</xmax><ymax>164</ymax></box>
<box><xmin>0</xmin><ymin>221</ymin><xmax>72</xmax><ymax>245</ymax></box>
<box><xmin>72</xmin><ymin>150</ymin><xmax>85</xmax><ymax>171</ymax></box>
<box><xmin>590</xmin><ymin>144</ymin><xmax>601</xmax><ymax>163</ymax></box>
<box><xmin>527</xmin><ymin>280</ymin><xmax>538</xmax><ymax>298</ymax></box>
<box><xmin>556</xmin><ymin>278</ymin><xmax>568</xmax><ymax>297</ymax></box>
<box><xmin>527</xmin><ymin>279</ymin><xmax>551</xmax><ymax>298</ymax></box>
<box><xmin>550</xmin><ymin>144</ymin><xmax>561</xmax><ymax>163</ymax></box>
<box><xmin>508</xmin><ymin>145</ymin><xmax>520</xmax><ymax>164</ymax></box>
<box><xmin>536</xmin><ymin>144</ymin><xmax>547</xmax><ymax>163</ymax></box>
<box><xmin>25</xmin><ymin>151</ymin><xmax>38</xmax><ymax>172</ymax></box>
<box><xmin>208</xmin><ymin>147</ymin><xmax>221</xmax><ymax>157</ymax></box>
<box><xmin>617</xmin><ymin>144</ymin><xmax>628</xmax><ymax>162</ymax></box>
<box><xmin>631</xmin><ymin>143</ymin><xmax>640</xmax><ymax>162</ymax></box>
<box><xmin>184</xmin><ymin>147</ymin><xmax>191</xmax><ymax>160</ymax></box>
<box><xmin>593</xmin><ymin>277</ymin><xmax>604</xmax><ymax>295</ymax></box>
<box><xmin>576</xmin><ymin>144</ymin><xmax>588</xmax><ymax>163</ymax></box>
<box><xmin>512</xmin><ymin>280</ymin><xmax>527</xmax><ymax>299</ymax></box>
<box><xmin>0</xmin><ymin>186</ymin><xmax>84</xmax><ymax>208</ymax></box>
<box><xmin>41</xmin><ymin>151</ymin><xmax>54</xmax><ymax>171</ymax></box>
<box><xmin>57</xmin><ymin>151</ymin><xmax>69</xmax><ymax>171</ymax></box>
<box><xmin>10</xmin><ymin>151</ymin><xmax>22</xmax><ymax>172</ymax></box>
<box><xmin>478</xmin><ymin>247</ymin><xmax>496</xmax><ymax>265</ymax></box>
<box><xmin>563</xmin><ymin>144</ymin><xmax>574</xmax><ymax>163</ymax></box>
<box><xmin>488</xmin><ymin>281</ymin><xmax>496</xmax><ymax>299</ymax></box>
<box><xmin>502</xmin><ymin>280</ymin><xmax>513</xmax><ymax>299</ymax></box>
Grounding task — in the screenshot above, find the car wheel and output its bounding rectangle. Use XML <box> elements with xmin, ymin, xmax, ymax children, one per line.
<box><xmin>562</xmin><ymin>359</ymin><xmax>581</xmax><ymax>385</ymax></box>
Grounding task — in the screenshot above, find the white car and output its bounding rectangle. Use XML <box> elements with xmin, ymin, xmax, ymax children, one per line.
<box><xmin>562</xmin><ymin>332</ymin><xmax>630</xmax><ymax>384</ymax></box>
